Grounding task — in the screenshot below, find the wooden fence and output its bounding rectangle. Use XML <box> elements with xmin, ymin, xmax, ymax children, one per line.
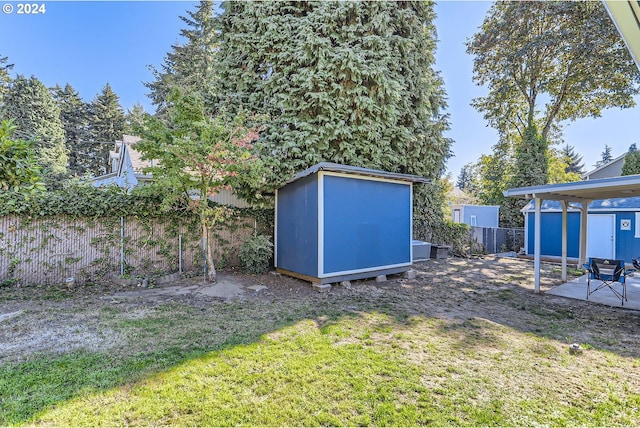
<box><xmin>0</xmin><ymin>214</ymin><xmax>255</xmax><ymax>286</ymax></box>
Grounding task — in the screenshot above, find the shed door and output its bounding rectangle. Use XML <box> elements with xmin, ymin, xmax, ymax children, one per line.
<box><xmin>587</xmin><ymin>214</ymin><xmax>615</xmax><ymax>259</ymax></box>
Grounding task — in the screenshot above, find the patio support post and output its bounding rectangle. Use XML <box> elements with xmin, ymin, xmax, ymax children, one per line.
<box><xmin>561</xmin><ymin>200</ymin><xmax>568</xmax><ymax>281</ymax></box>
<box><xmin>534</xmin><ymin>197</ymin><xmax>542</xmax><ymax>293</ymax></box>
<box><xmin>579</xmin><ymin>202</ymin><xmax>588</xmax><ymax>266</ymax></box>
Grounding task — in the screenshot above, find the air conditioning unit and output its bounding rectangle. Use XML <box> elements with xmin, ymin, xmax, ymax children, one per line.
<box><xmin>412</xmin><ymin>240</ymin><xmax>431</xmax><ymax>262</ymax></box>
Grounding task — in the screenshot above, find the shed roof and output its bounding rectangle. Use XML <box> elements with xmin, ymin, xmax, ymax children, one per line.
<box><xmin>287</xmin><ymin>162</ymin><xmax>431</xmax><ymax>185</ymax></box>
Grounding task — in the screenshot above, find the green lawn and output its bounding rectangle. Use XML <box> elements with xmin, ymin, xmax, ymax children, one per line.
<box><xmin>1</xmin><ymin>259</ymin><xmax>639</xmax><ymax>426</ymax></box>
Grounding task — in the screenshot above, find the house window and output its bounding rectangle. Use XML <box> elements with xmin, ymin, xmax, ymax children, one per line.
<box><xmin>635</xmin><ymin>212</ymin><xmax>640</xmax><ymax>238</ymax></box>
<box><xmin>470</xmin><ymin>215</ymin><xmax>477</xmax><ymax>227</ymax></box>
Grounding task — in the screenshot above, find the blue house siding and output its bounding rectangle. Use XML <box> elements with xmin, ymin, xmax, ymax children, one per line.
<box><xmin>524</xmin><ymin>197</ymin><xmax>640</xmax><ymax>263</ymax></box>
<box><xmin>275</xmin><ymin>174</ymin><xmax>318</xmax><ymax>277</ymax></box>
<box><xmin>322</xmin><ymin>175</ymin><xmax>411</xmax><ymax>275</ymax></box>
<box><xmin>526</xmin><ymin>212</ymin><xmax>580</xmax><ymax>258</ymax></box>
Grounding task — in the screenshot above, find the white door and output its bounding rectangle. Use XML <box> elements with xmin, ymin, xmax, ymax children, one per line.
<box><xmin>587</xmin><ymin>214</ymin><xmax>615</xmax><ymax>259</ymax></box>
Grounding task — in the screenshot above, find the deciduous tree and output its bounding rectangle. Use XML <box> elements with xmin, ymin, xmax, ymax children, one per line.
<box><xmin>548</xmin><ymin>147</ymin><xmax>582</xmax><ymax>184</ymax></box>
<box><xmin>136</xmin><ymin>89</ymin><xmax>260</xmax><ymax>283</ymax></box>
<box><xmin>0</xmin><ymin>120</ymin><xmax>45</xmax><ymax>193</ymax></box>
<box><xmin>468</xmin><ymin>1</ymin><xmax>640</xmax><ymax>143</ymax></box>
<box><xmin>468</xmin><ymin>1</ymin><xmax>639</xmax><ymax>226</ymax></box>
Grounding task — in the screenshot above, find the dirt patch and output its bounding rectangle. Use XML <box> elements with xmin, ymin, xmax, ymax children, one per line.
<box><xmin>1</xmin><ymin>257</ymin><xmax>639</xmax><ymax>365</ymax></box>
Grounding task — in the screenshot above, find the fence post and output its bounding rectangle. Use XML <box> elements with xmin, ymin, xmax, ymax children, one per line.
<box><xmin>178</xmin><ymin>229</ymin><xmax>183</xmax><ymax>275</ymax></box>
<box><xmin>120</xmin><ymin>217</ymin><xmax>125</xmax><ymax>276</ymax></box>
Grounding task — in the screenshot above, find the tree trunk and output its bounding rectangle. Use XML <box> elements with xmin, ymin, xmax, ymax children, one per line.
<box><xmin>202</xmin><ymin>220</ymin><xmax>217</xmax><ymax>283</ymax></box>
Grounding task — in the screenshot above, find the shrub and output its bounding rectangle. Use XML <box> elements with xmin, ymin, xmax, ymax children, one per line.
<box><xmin>429</xmin><ymin>220</ymin><xmax>482</xmax><ymax>257</ymax></box>
<box><xmin>239</xmin><ymin>233</ymin><xmax>273</xmax><ymax>274</ymax></box>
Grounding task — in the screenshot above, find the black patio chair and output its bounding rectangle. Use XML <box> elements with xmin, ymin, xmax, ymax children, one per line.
<box><xmin>582</xmin><ymin>258</ymin><xmax>634</xmax><ymax>306</ymax></box>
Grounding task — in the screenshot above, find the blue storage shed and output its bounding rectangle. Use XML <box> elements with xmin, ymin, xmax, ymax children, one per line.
<box><xmin>523</xmin><ymin>197</ymin><xmax>640</xmax><ymax>262</ymax></box>
<box><xmin>275</xmin><ymin>163</ymin><xmax>430</xmax><ymax>284</ymax></box>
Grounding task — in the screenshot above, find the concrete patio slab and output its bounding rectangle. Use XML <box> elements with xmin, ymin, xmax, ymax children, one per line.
<box><xmin>547</xmin><ymin>274</ymin><xmax>640</xmax><ymax>310</ymax></box>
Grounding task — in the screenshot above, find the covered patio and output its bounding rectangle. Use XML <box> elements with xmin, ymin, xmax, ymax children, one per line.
<box><xmin>504</xmin><ymin>174</ymin><xmax>640</xmax><ymax>308</ymax></box>
<box><xmin>504</xmin><ymin>1</ymin><xmax>640</xmax><ymax>309</ymax></box>
<box><xmin>548</xmin><ymin>274</ymin><xmax>640</xmax><ymax>310</ymax></box>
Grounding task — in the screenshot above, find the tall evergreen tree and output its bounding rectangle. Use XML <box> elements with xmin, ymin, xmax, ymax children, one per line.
<box><xmin>456</xmin><ymin>163</ymin><xmax>478</xmax><ymax>194</ymax></box>
<box><xmin>498</xmin><ymin>125</ymin><xmax>548</xmax><ymax>227</ymax></box>
<box><xmin>87</xmin><ymin>83</ymin><xmax>125</xmax><ymax>176</ymax></box>
<box><xmin>53</xmin><ymin>84</ymin><xmax>91</xmax><ymax>176</ymax></box>
<box><xmin>145</xmin><ymin>0</ymin><xmax>218</xmax><ymax>116</ymax></box>
<box><xmin>511</xmin><ymin>125</ymin><xmax>548</xmax><ymax>189</ymax></box>
<box><xmin>561</xmin><ymin>144</ymin><xmax>585</xmax><ymax>175</ymax></box>
<box><xmin>595</xmin><ymin>145</ymin><xmax>614</xmax><ymax>168</ymax></box>
<box><xmin>621</xmin><ymin>143</ymin><xmax>640</xmax><ymax>176</ymax></box>
<box><xmin>0</xmin><ymin>54</ymin><xmax>13</xmax><ymax>104</ymax></box>
<box><xmin>125</xmin><ymin>102</ymin><xmax>146</xmax><ymax>134</ymax></box>
<box><xmin>217</xmin><ymin>1</ymin><xmax>451</xmax><ymax>233</ymax></box>
<box><xmin>0</xmin><ymin>75</ymin><xmax>67</xmax><ymax>176</ymax></box>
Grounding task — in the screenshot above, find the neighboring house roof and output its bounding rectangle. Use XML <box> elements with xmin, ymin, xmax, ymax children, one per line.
<box><xmin>90</xmin><ymin>135</ymin><xmax>251</xmax><ymax>208</ymax></box>
<box><xmin>91</xmin><ymin>136</ymin><xmax>153</xmax><ymax>192</ymax></box>
<box><xmin>582</xmin><ymin>152</ymin><xmax>627</xmax><ymax>180</ymax></box>
<box><xmin>522</xmin><ymin>196</ymin><xmax>640</xmax><ymax>212</ymax></box>
<box><xmin>123</xmin><ymin>135</ymin><xmax>152</xmax><ymax>173</ymax></box>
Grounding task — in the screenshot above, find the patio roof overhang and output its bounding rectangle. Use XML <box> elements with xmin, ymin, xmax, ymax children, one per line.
<box><xmin>504</xmin><ymin>175</ymin><xmax>640</xmax><ymax>294</ymax></box>
<box><xmin>603</xmin><ymin>0</ymin><xmax>640</xmax><ymax>71</ymax></box>
<box><xmin>504</xmin><ymin>174</ymin><xmax>640</xmax><ymax>203</ymax></box>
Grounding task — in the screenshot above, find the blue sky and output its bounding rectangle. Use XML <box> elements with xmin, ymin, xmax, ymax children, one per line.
<box><xmin>1</xmin><ymin>1</ymin><xmax>638</xmax><ymax>179</ymax></box>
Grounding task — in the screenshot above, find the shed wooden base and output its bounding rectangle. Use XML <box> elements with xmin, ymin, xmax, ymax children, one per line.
<box><xmin>276</xmin><ymin>266</ymin><xmax>411</xmax><ymax>285</ymax></box>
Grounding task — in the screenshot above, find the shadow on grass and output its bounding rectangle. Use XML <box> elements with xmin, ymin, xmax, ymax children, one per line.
<box><xmin>0</xmin><ymin>347</ymin><xmax>205</xmax><ymax>425</ymax></box>
<box><xmin>2</xmin><ymin>258</ymin><xmax>640</xmax><ymax>425</ymax></box>
<box><xmin>0</xmin><ymin>300</ymin><xmax>374</xmax><ymax>425</ymax></box>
